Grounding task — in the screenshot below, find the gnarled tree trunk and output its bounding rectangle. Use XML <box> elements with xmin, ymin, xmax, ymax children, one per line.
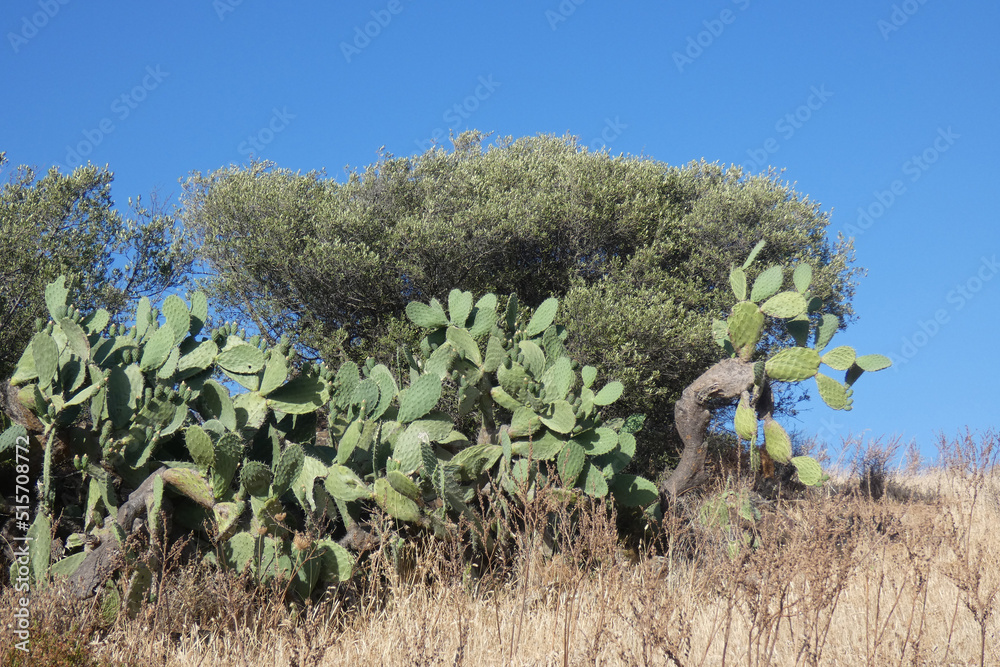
<box><xmin>658</xmin><ymin>358</ymin><xmax>756</xmax><ymax>505</ymax></box>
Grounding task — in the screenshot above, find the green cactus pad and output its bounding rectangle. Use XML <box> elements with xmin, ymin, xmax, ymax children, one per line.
<box><xmin>185</xmin><ymin>425</ymin><xmax>214</xmax><ymax>473</ymax></box>
<box><xmin>396</xmin><ymin>373</ymin><xmax>442</xmax><ymax>423</ymax></box>
<box><xmin>177</xmin><ymin>340</ymin><xmax>218</xmax><ymax>378</ymax></box>
<box><xmin>406</xmin><ymin>300</ymin><xmax>449</xmax><ymax>329</ymax></box>
<box><xmin>511</xmin><ymin>428</ymin><xmax>564</xmax><ymax>460</ymax></box>
<box><xmin>134</xmin><ymin>297</ymin><xmax>152</xmax><ymax>340</ymax></box>
<box><xmin>483</xmin><ymin>335</ymin><xmax>506</xmax><ymax>373</ymax></box>
<box><xmin>491</xmin><ymin>386</ymin><xmax>523</xmax><ymax>412</ymax></box>
<box><xmin>259</xmin><ymin>352</ymin><xmax>288</xmax><ymax>396</ymax></box>
<box><xmin>580</xmin><ymin>462</ymin><xmax>609</xmax><ymax>497</ymax></box>
<box><xmin>138</xmin><ymin>324</ymin><xmax>173</xmax><ymax>372</ymax></box>
<box><xmin>525</xmin><ymin>297</ymin><xmax>558</xmax><ymax>337</ymax></box>
<box><xmin>790</xmin><ymin>456</ymin><xmax>825</xmax><ymax>486</ymax></box>
<box><xmin>580</xmin><ymin>365</ymin><xmax>597</xmax><ymax>389</ymax></box>
<box><xmin>609</xmin><ymin>474</ymin><xmax>658</xmax><ymax>508</ymax></box>
<box><xmin>161</xmin><ymin>295</ymin><xmax>191</xmax><ymax>345</ymax></box>
<box><xmin>556</xmin><ymin>441</ymin><xmax>586</xmax><ymax>487</ymax></box>
<box><xmin>394</xmin><ymin>418</ymin><xmax>452</xmax><ymax>473</ymax></box>
<box><xmin>162</xmin><ymin>468</ymin><xmax>215</xmax><ymax>508</ymax></box>
<box><xmin>212</xmin><ymin>432</ymin><xmax>242</xmax><ymax>498</ymax></box>
<box><xmin>368</xmin><ymin>364</ymin><xmax>398</xmax><ymax>419</ymax></box>
<box><xmin>540</xmin><ymin>357</ymin><xmax>574</xmax><ymax>402</ymax></box>
<box><xmin>44</xmin><ymin>276</ymin><xmax>69</xmax><ymax>321</ymax></box>
<box><xmin>727</xmin><ymin>302</ymin><xmax>765</xmax><ymax>353</ymax></box>
<box><xmin>508</xmin><ymin>406</ymin><xmax>542</xmax><ymax>438</ymax></box>
<box><xmin>32</xmin><ymin>332</ymin><xmax>59</xmax><ymax>389</ymax></box>
<box><xmin>517</xmin><ymin>340</ymin><xmax>546</xmax><ymax>377</ymax></box>
<box><xmin>373</xmin><ymin>477</ymin><xmax>421</xmax><ymax>522</ymax></box>
<box><xmin>216</xmin><ymin>343</ymin><xmax>265</xmax><ymax>375</ymax></box>
<box><xmin>267</xmin><ymin>372</ymin><xmax>328</xmax><ymax>415</ymax></box>
<box><xmin>765</xmin><ymin>347</ymin><xmax>821</xmax><ymax>382</ymax></box>
<box><xmin>786</xmin><ymin>316</ymin><xmax>810</xmax><ymax>348</ymax></box>
<box><xmin>814</xmin><ymin>314</ymin><xmax>839</xmax><ymax>351</ymax></box>
<box><xmin>448</xmin><ymin>289</ymin><xmax>474</xmax><ymax>327</ymax></box>
<box><xmin>212</xmin><ymin>501</ymin><xmax>243</xmax><ymax>541</ymax></box>
<box><xmin>468</xmin><ymin>293</ymin><xmax>499</xmax><ymax>338</ymax></box>
<box><xmin>734</xmin><ymin>396</ymin><xmax>757</xmax><ymax>440</ymax></box>
<box><xmin>273</xmin><ymin>443</ymin><xmax>304</xmax><ymax>496</ymax></box>
<box><xmin>200</xmin><ymin>380</ymin><xmax>237</xmax><ymax>432</ymax></box>
<box><xmin>188</xmin><ymin>291</ymin><xmax>208</xmax><ymax>336</ymax></box>
<box><xmin>497</xmin><ymin>360</ymin><xmax>526</xmax><ymax>396</ymax></box>
<box><xmin>59</xmin><ymin>317</ymin><xmax>91</xmax><ymax>361</ymax></box>
<box><xmin>760</xmin><ymin>291</ymin><xmax>808</xmax><ymax>319</ymax></box>
<box><xmin>822</xmin><ymin>345</ymin><xmax>856</xmax><ymax>371</ymax></box>
<box><xmin>792</xmin><ymin>263</ymin><xmax>813</xmax><ymax>293</ymax></box>
<box><xmin>10</xmin><ymin>344</ymin><xmax>38</xmax><ymax>386</ymax></box>
<box><xmin>763</xmin><ymin>417</ymin><xmax>792</xmax><ymax>463</ymax></box>
<box><xmin>593</xmin><ymin>381</ymin><xmax>623</xmax><ymax>406</ymax></box>
<box><xmin>741</xmin><ymin>239</ymin><xmax>766</xmax><ymax>269</ymax></box>
<box><xmin>387</xmin><ymin>470</ymin><xmax>422</xmax><ymax>502</ymax></box>
<box><xmin>540</xmin><ymin>400</ymin><xmax>576</xmax><ymax>434</ymax></box>
<box><xmin>81</xmin><ymin>308</ymin><xmax>110</xmax><ymax>335</ymax></box>
<box><xmin>711</xmin><ymin>318</ymin><xmax>729</xmax><ymax>348</ymax></box>
<box><xmin>574</xmin><ymin>427</ymin><xmax>618</xmax><ymax>456</ymax></box>
<box><xmin>315</xmin><ymin>538</ymin><xmax>354</xmax><ymax>583</ymax></box>
<box><xmin>815</xmin><ymin>373</ymin><xmax>853</xmax><ymax>410</ymax></box>
<box><xmin>750</xmin><ymin>266</ymin><xmax>784</xmax><ymax>303</ymax></box>
<box><xmin>240</xmin><ymin>461</ymin><xmax>273</xmax><ymax>497</ymax></box>
<box><xmin>855</xmin><ymin>354</ymin><xmax>892</xmax><ymax>372</ymax></box>
<box><xmin>324</xmin><ymin>464</ymin><xmax>371</xmax><ymax>502</ymax></box>
<box><xmin>729</xmin><ymin>266</ymin><xmax>747</xmax><ymax>301</ymax></box>
<box><xmin>446</xmin><ymin>326</ymin><xmax>482</xmax><ymax>366</ymax></box>
<box><xmin>450</xmin><ymin>444</ymin><xmax>503</xmax><ymax>482</ymax></box>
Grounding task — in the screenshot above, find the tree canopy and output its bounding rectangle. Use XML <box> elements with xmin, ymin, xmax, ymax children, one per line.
<box><xmin>0</xmin><ymin>153</ymin><xmax>192</xmax><ymax>380</ymax></box>
<box><xmin>176</xmin><ymin>133</ymin><xmax>859</xmax><ymax>472</ymax></box>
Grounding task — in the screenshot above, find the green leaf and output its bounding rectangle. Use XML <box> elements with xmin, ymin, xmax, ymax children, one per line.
<box><xmin>525</xmin><ymin>297</ymin><xmax>559</xmax><ymax>337</ymax></box>
<box><xmin>324</xmin><ymin>465</ymin><xmax>371</xmax><ymax>502</ymax></box>
<box><xmin>814</xmin><ymin>314</ymin><xmax>838</xmax><ymax>351</ymax></box>
<box><xmin>216</xmin><ymin>343</ymin><xmax>265</xmax><ymax>375</ymax></box>
<box><xmin>556</xmin><ymin>441</ymin><xmax>585</xmax><ymax>487</ymax></box>
<box><xmin>765</xmin><ymin>347</ymin><xmax>821</xmax><ymax>383</ymax></box>
<box><xmin>267</xmin><ymin>372</ymin><xmax>328</xmax><ymax>415</ymax></box>
<box><xmin>760</xmin><ymin>291</ymin><xmax>807</xmax><ymax>319</ymax></box>
<box><xmin>741</xmin><ymin>240</ymin><xmax>766</xmax><ymax>269</ymax></box>
<box><xmin>822</xmin><ymin>345</ymin><xmax>856</xmax><ymax>371</ymax></box>
<box><xmin>32</xmin><ymin>333</ymin><xmax>59</xmax><ymax>389</ymax></box>
<box><xmin>791</xmin><ymin>456</ymin><xmax>824</xmax><ymax>486</ymax></box>
<box><xmin>539</xmin><ymin>400</ymin><xmax>576</xmax><ymax>434</ymax></box>
<box><xmin>815</xmin><ymin>373</ymin><xmax>853</xmax><ymax>411</ymax></box>
<box><xmin>573</xmin><ymin>427</ymin><xmax>618</xmax><ymax>456</ymax></box>
<box><xmin>610</xmin><ymin>474</ymin><xmax>658</xmax><ymax>507</ymax></box>
<box><xmin>396</xmin><ymin>373</ymin><xmax>442</xmax><ymax>423</ymax></box>
<box><xmin>763</xmin><ymin>417</ymin><xmax>792</xmax><ymax>463</ymax></box>
<box><xmin>580</xmin><ymin>462</ymin><xmax>608</xmax><ymax>497</ymax></box>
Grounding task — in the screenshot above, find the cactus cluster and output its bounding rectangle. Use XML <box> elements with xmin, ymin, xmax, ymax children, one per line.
<box><xmin>6</xmin><ymin>277</ymin><xmax>654</xmax><ymax>604</ymax></box>
<box><xmin>712</xmin><ymin>241</ymin><xmax>891</xmax><ymax>486</ymax></box>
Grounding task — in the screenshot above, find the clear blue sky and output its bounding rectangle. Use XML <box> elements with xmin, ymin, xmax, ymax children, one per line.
<box><xmin>2</xmin><ymin>1</ymin><xmax>997</xmax><ymax>465</ymax></box>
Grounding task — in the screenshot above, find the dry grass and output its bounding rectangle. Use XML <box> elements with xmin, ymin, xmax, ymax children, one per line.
<box><xmin>3</xmin><ymin>430</ymin><xmax>998</xmax><ymax>666</ymax></box>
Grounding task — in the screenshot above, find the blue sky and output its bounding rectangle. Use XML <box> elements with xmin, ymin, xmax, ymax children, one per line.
<box><xmin>2</xmin><ymin>0</ymin><xmax>997</xmax><ymax>465</ymax></box>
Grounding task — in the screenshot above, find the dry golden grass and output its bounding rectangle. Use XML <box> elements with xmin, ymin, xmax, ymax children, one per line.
<box><xmin>3</xmin><ymin>431</ymin><xmax>998</xmax><ymax>666</ymax></box>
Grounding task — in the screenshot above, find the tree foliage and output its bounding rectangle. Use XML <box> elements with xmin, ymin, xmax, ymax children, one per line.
<box><xmin>0</xmin><ymin>153</ymin><xmax>192</xmax><ymax>379</ymax></box>
<box><xmin>181</xmin><ymin>132</ymin><xmax>861</xmax><ymax>473</ymax></box>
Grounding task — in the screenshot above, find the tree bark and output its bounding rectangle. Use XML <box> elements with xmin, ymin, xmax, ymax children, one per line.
<box><xmin>67</xmin><ymin>466</ymin><xmax>167</xmax><ymax>599</ymax></box>
<box><xmin>658</xmin><ymin>358</ymin><xmax>755</xmax><ymax>504</ymax></box>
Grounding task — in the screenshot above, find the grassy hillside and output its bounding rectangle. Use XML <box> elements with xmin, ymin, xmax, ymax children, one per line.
<box><xmin>3</xmin><ymin>431</ymin><xmax>997</xmax><ymax>666</ymax></box>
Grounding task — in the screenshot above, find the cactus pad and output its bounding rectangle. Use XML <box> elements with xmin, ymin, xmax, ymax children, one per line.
<box><xmin>790</xmin><ymin>456</ymin><xmax>824</xmax><ymax>486</ymax></box>
<box><xmin>406</xmin><ymin>301</ymin><xmax>449</xmax><ymax>329</ymax></box>
<box><xmin>525</xmin><ymin>297</ymin><xmax>558</xmax><ymax>337</ymax></box>
<box><xmin>855</xmin><ymin>354</ymin><xmax>892</xmax><ymax>372</ymax></box>
<box><xmin>373</xmin><ymin>477</ymin><xmax>421</xmax><ymax>522</ymax></box>
<box><xmin>760</xmin><ymin>291</ymin><xmax>808</xmax><ymax>319</ymax></box>
<box><xmin>240</xmin><ymin>461</ymin><xmax>273</xmax><ymax>497</ymax></box>
<box><xmin>396</xmin><ymin>373</ymin><xmax>442</xmax><ymax>423</ymax></box>
<box><xmin>814</xmin><ymin>314</ymin><xmax>838</xmax><ymax>351</ymax></box>
<box><xmin>763</xmin><ymin>417</ymin><xmax>792</xmax><ymax>464</ymax></box>
<box><xmin>734</xmin><ymin>396</ymin><xmax>757</xmax><ymax>440</ymax></box>
<box><xmin>792</xmin><ymin>263</ymin><xmax>813</xmax><ymax>293</ymax></box>
<box><xmin>273</xmin><ymin>443</ymin><xmax>304</xmax><ymax>496</ymax></box>
<box><xmin>815</xmin><ymin>373</ymin><xmax>853</xmax><ymax>410</ymax></box>
<box><xmin>448</xmin><ymin>289</ymin><xmax>474</xmax><ymax>327</ymax></box>
<box><xmin>324</xmin><ymin>464</ymin><xmax>372</xmax><ymax>502</ymax></box>
<box><xmin>750</xmin><ymin>266</ymin><xmax>783</xmax><ymax>303</ymax></box>
<box><xmin>540</xmin><ymin>400</ymin><xmax>576</xmax><ymax>434</ymax></box>
<box><xmin>556</xmin><ymin>440</ymin><xmax>585</xmax><ymax>487</ymax></box>
<box><xmin>162</xmin><ymin>468</ymin><xmax>215</xmax><ymax>508</ymax></box>
<box><xmin>609</xmin><ymin>474</ymin><xmax>658</xmax><ymax>507</ymax></box>
<box><xmin>216</xmin><ymin>343</ymin><xmax>265</xmax><ymax>375</ymax></box>
<box><xmin>593</xmin><ymin>381</ymin><xmax>623</xmax><ymax>406</ymax></box>
<box><xmin>727</xmin><ymin>302</ymin><xmax>765</xmax><ymax>353</ymax></box>
<box><xmin>765</xmin><ymin>347</ymin><xmax>821</xmax><ymax>382</ymax></box>
<box><xmin>729</xmin><ymin>266</ymin><xmax>747</xmax><ymax>301</ymax></box>
<box><xmin>822</xmin><ymin>345</ymin><xmax>856</xmax><ymax>371</ymax></box>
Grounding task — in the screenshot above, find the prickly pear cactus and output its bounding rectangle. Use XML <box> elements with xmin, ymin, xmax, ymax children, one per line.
<box><xmin>714</xmin><ymin>241</ymin><xmax>890</xmax><ymax>487</ymax></box>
